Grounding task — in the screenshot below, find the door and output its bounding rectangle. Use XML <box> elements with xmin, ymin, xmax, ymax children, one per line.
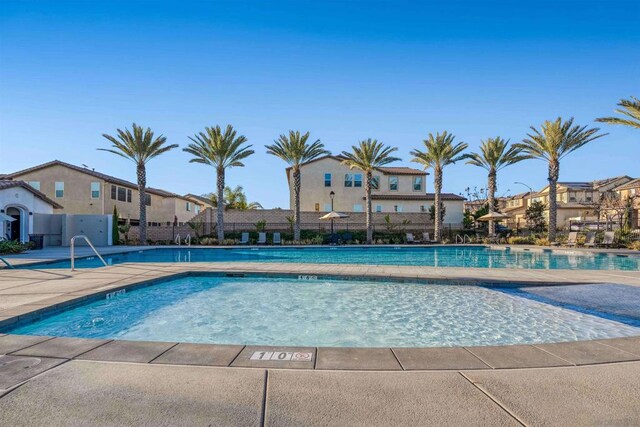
<box><xmin>6</xmin><ymin>207</ymin><xmax>22</xmax><ymax>241</ymax></box>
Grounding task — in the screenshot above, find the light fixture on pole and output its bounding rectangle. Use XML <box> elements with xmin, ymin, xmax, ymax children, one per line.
<box><xmin>329</xmin><ymin>191</ymin><xmax>335</xmax><ymax>238</ymax></box>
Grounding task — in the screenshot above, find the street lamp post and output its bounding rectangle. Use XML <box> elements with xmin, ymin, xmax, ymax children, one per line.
<box><xmin>329</xmin><ymin>191</ymin><xmax>335</xmax><ymax>241</ymax></box>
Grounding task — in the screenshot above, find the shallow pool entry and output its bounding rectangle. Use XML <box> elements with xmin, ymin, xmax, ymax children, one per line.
<box><xmin>7</xmin><ymin>275</ymin><xmax>640</xmax><ymax>347</ymax></box>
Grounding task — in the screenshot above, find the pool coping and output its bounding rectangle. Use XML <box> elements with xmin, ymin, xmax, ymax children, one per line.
<box><xmin>1</xmin><ymin>263</ymin><xmax>640</xmax><ymax>371</ymax></box>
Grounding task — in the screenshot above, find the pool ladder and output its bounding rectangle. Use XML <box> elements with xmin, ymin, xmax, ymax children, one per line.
<box><xmin>174</xmin><ymin>234</ymin><xmax>192</xmax><ymax>246</ymax></box>
<box><xmin>455</xmin><ymin>234</ymin><xmax>471</xmax><ymax>244</ymax></box>
<box><xmin>70</xmin><ymin>235</ymin><xmax>108</xmax><ymax>271</ymax></box>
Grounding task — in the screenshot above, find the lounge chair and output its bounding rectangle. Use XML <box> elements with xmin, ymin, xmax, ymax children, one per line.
<box><xmin>240</xmin><ymin>232</ymin><xmax>249</xmax><ymax>245</ymax></box>
<box><xmin>422</xmin><ymin>232</ymin><xmax>437</xmax><ymax>244</ymax></box>
<box><xmin>273</xmin><ymin>232</ymin><xmax>281</xmax><ymax>245</ymax></box>
<box><xmin>406</xmin><ymin>233</ymin><xmax>418</xmax><ymax>244</ymax></box>
<box><xmin>257</xmin><ymin>232</ymin><xmax>267</xmax><ymax>245</ymax></box>
<box><xmin>583</xmin><ymin>231</ymin><xmax>596</xmax><ymax>248</ymax></box>
<box><xmin>565</xmin><ymin>231</ymin><xmax>578</xmax><ymax>247</ymax></box>
<box><xmin>600</xmin><ymin>231</ymin><xmax>615</xmax><ymax>248</ymax></box>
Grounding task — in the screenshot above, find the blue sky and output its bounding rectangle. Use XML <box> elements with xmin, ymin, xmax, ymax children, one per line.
<box><xmin>1</xmin><ymin>0</ymin><xmax>638</xmax><ymax>208</ymax></box>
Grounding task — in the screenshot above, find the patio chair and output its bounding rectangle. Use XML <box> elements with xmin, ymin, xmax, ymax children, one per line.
<box><xmin>257</xmin><ymin>232</ymin><xmax>267</xmax><ymax>245</ymax></box>
<box><xmin>240</xmin><ymin>232</ymin><xmax>249</xmax><ymax>245</ymax></box>
<box><xmin>273</xmin><ymin>232</ymin><xmax>281</xmax><ymax>245</ymax></box>
<box><xmin>422</xmin><ymin>232</ymin><xmax>437</xmax><ymax>244</ymax></box>
<box><xmin>565</xmin><ymin>231</ymin><xmax>578</xmax><ymax>247</ymax></box>
<box><xmin>583</xmin><ymin>231</ymin><xmax>596</xmax><ymax>248</ymax></box>
<box><xmin>406</xmin><ymin>233</ymin><xmax>418</xmax><ymax>244</ymax></box>
<box><xmin>600</xmin><ymin>231</ymin><xmax>615</xmax><ymax>248</ymax></box>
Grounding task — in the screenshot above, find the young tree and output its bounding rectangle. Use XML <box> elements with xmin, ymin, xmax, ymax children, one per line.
<box><xmin>464</xmin><ymin>137</ymin><xmax>527</xmax><ymax>235</ymax></box>
<box><xmin>525</xmin><ymin>200</ymin><xmax>547</xmax><ymax>234</ymax></box>
<box><xmin>341</xmin><ymin>139</ymin><xmax>401</xmax><ymax>244</ymax></box>
<box><xmin>184</xmin><ymin>125</ymin><xmax>254</xmax><ymax>241</ymax></box>
<box><xmin>265</xmin><ymin>131</ymin><xmax>329</xmax><ymax>242</ymax></box>
<box><xmin>514</xmin><ymin>118</ymin><xmax>606</xmax><ymax>242</ymax></box>
<box><xmin>99</xmin><ymin>123</ymin><xmax>178</xmax><ymax>245</ymax></box>
<box><xmin>411</xmin><ymin>131</ymin><xmax>468</xmax><ymax>241</ymax></box>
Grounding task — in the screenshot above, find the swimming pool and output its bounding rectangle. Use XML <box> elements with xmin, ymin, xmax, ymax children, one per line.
<box><xmin>7</xmin><ymin>275</ymin><xmax>640</xmax><ymax>347</ymax></box>
<box><xmin>23</xmin><ymin>246</ymin><xmax>640</xmax><ymax>270</ymax></box>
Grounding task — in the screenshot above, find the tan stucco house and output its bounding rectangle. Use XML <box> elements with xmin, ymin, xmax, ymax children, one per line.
<box><xmin>286</xmin><ymin>155</ymin><xmax>465</xmax><ymax>225</ymax></box>
<box><xmin>5</xmin><ymin>161</ymin><xmax>204</xmax><ymax>226</ymax></box>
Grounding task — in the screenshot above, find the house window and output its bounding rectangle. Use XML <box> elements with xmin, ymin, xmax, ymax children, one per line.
<box><xmin>354</xmin><ymin>174</ymin><xmax>362</xmax><ymax>188</ymax></box>
<box><xmin>28</xmin><ymin>181</ymin><xmax>40</xmax><ymax>190</ymax></box>
<box><xmin>315</xmin><ymin>203</ymin><xmax>320</xmax><ymax>211</ymax></box>
<box><xmin>344</xmin><ymin>174</ymin><xmax>353</xmax><ymax>187</ymax></box>
<box><xmin>117</xmin><ymin>187</ymin><xmax>127</xmax><ymax>202</ymax></box>
<box><xmin>394</xmin><ymin>205</ymin><xmax>403</xmax><ymax>212</ymax></box>
<box><xmin>145</xmin><ymin>194</ymin><xmax>151</xmax><ymax>206</ymax></box>
<box><xmin>195</xmin><ymin>205</ymin><xmax>201</xmax><ymax>214</ymax></box>
<box><xmin>55</xmin><ymin>182</ymin><xmax>64</xmax><ymax>198</ymax></box>
<box><xmin>420</xmin><ymin>205</ymin><xmax>427</xmax><ymax>212</ymax></box>
<box><xmin>353</xmin><ymin>204</ymin><xmax>363</xmax><ymax>212</ymax></box>
<box><xmin>413</xmin><ymin>176</ymin><xmax>423</xmax><ymax>191</ymax></box>
<box><xmin>324</xmin><ymin>173</ymin><xmax>332</xmax><ymax>187</ymax></box>
<box><xmin>375</xmin><ymin>205</ymin><xmax>382</xmax><ymax>213</ymax></box>
<box><xmin>111</xmin><ymin>185</ymin><xmax>117</xmax><ymax>200</ymax></box>
<box><xmin>323</xmin><ymin>203</ymin><xmax>331</xmax><ymax>212</ymax></box>
<box><xmin>186</xmin><ymin>202</ymin><xmax>191</xmax><ymax>211</ymax></box>
<box><xmin>90</xmin><ymin>182</ymin><xmax>100</xmax><ymax>199</ymax></box>
<box><xmin>585</xmin><ymin>191</ymin><xmax>593</xmax><ymax>202</ymax></box>
<box><xmin>389</xmin><ymin>176</ymin><xmax>398</xmax><ymax>191</ymax></box>
<box><xmin>371</xmin><ymin>176</ymin><xmax>380</xmax><ymax>190</ymax></box>
<box><xmin>127</xmin><ymin>189</ymin><xmax>132</xmax><ymax>203</ymax></box>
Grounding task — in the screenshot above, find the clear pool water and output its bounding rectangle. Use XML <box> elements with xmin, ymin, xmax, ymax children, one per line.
<box><xmin>8</xmin><ymin>276</ymin><xmax>640</xmax><ymax>347</ymax></box>
<box><xmin>22</xmin><ymin>246</ymin><xmax>640</xmax><ymax>270</ymax></box>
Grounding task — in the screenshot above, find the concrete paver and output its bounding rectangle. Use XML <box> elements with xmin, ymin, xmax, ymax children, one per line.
<box><xmin>463</xmin><ymin>362</ymin><xmax>640</xmax><ymax>426</ymax></box>
<box><xmin>597</xmin><ymin>336</ymin><xmax>640</xmax><ymax>356</ymax></box>
<box><xmin>152</xmin><ymin>343</ymin><xmax>244</xmax><ymax>366</ymax></box>
<box><xmin>0</xmin><ymin>355</ymin><xmax>66</xmax><ymax>391</ymax></box>
<box><xmin>76</xmin><ymin>340</ymin><xmax>177</xmax><ymax>363</ymax></box>
<box><xmin>466</xmin><ymin>344</ymin><xmax>572</xmax><ymax>369</ymax></box>
<box><xmin>11</xmin><ymin>337</ymin><xmax>111</xmax><ymax>359</ymax></box>
<box><xmin>535</xmin><ymin>340</ymin><xmax>640</xmax><ymax>365</ymax></box>
<box><xmin>265</xmin><ymin>369</ymin><xmax>518</xmax><ymax>426</ymax></box>
<box><xmin>0</xmin><ymin>360</ymin><xmax>266</xmax><ymax>426</ymax></box>
<box><xmin>316</xmin><ymin>347</ymin><xmax>402</xmax><ymax>370</ymax></box>
<box><xmin>393</xmin><ymin>347</ymin><xmax>490</xmax><ymax>370</ymax></box>
<box><xmin>0</xmin><ymin>335</ymin><xmax>53</xmax><ymax>355</ymax></box>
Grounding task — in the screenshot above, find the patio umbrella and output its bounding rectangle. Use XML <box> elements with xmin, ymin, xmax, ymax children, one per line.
<box><xmin>476</xmin><ymin>211</ymin><xmax>511</xmax><ymax>222</ymax></box>
<box><xmin>318</xmin><ymin>211</ymin><xmax>350</xmax><ymax>220</ymax></box>
<box><xmin>0</xmin><ymin>212</ymin><xmax>16</xmax><ymax>222</ymax></box>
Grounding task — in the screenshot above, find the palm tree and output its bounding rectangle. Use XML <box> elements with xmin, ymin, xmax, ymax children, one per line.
<box><xmin>411</xmin><ymin>131</ymin><xmax>468</xmax><ymax>242</ymax></box>
<box><xmin>224</xmin><ymin>185</ymin><xmax>263</xmax><ymax>210</ymax></box>
<box><xmin>99</xmin><ymin>123</ymin><xmax>178</xmax><ymax>245</ymax></box>
<box><xmin>596</xmin><ymin>96</ymin><xmax>640</xmax><ymax>129</ymax></box>
<box><xmin>464</xmin><ymin>137</ymin><xmax>528</xmax><ymax>236</ymax></box>
<box><xmin>514</xmin><ymin>118</ymin><xmax>606</xmax><ymax>242</ymax></box>
<box><xmin>184</xmin><ymin>125</ymin><xmax>254</xmax><ymax>241</ymax></box>
<box><xmin>265</xmin><ymin>131</ymin><xmax>329</xmax><ymax>242</ymax></box>
<box><xmin>341</xmin><ymin>139</ymin><xmax>400</xmax><ymax>244</ymax></box>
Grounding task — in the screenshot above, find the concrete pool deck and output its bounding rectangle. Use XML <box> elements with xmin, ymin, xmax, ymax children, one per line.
<box><xmin>1</xmin><ymin>250</ymin><xmax>640</xmax><ymax>424</ymax></box>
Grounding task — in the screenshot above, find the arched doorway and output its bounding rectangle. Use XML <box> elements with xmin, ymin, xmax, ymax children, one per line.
<box><xmin>5</xmin><ymin>206</ymin><xmax>27</xmax><ymax>242</ymax></box>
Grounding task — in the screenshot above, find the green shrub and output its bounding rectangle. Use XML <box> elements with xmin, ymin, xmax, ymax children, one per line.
<box><xmin>507</xmin><ymin>236</ymin><xmax>534</xmax><ymax>245</ymax></box>
<box><xmin>0</xmin><ymin>240</ymin><xmax>33</xmax><ymax>255</ymax></box>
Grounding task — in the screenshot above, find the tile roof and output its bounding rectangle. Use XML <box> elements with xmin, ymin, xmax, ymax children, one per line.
<box><xmin>287</xmin><ymin>155</ymin><xmax>427</xmax><ymax>176</ymax></box>
<box><xmin>184</xmin><ymin>193</ymin><xmax>215</xmax><ymax>205</ymax></box>
<box><xmin>372</xmin><ymin>193</ymin><xmax>465</xmax><ymax>201</ymax></box>
<box><xmin>613</xmin><ymin>178</ymin><xmax>640</xmax><ymax>191</ymax></box>
<box><xmin>0</xmin><ymin>180</ymin><xmax>63</xmax><ymax>209</ymax></box>
<box><xmin>6</xmin><ymin>160</ymin><xmax>189</xmax><ymax>200</ymax></box>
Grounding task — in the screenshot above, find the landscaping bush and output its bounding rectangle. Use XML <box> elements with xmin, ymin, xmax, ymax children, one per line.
<box><xmin>0</xmin><ymin>240</ymin><xmax>33</xmax><ymax>255</ymax></box>
<box><xmin>535</xmin><ymin>237</ymin><xmax>551</xmax><ymax>246</ymax></box>
<box><xmin>507</xmin><ymin>236</ymin><xmax>534</xmax><ymax>245</ymax></box>
<box><xmin>627</xmin><ymin>241</ymin><xmax>640</xmax><ymax>251</ymax></box>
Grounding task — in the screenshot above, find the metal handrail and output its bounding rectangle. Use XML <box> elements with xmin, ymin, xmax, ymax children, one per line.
<box><xmin>70</xmin><ymin>235</ymin><xmax>108</xmax><ymax>271</ymax></box>
<box><xmin>0</xmin><ymin>257</ymin><xmax>14</xmax><ymax>269</ymax></box>
<box><xmin>175</xmin><ymin>234</ymin><xmax>181</xmax><ymax>245</ymax></box>
<box><xmin>185</xmin><ymin>234</ymin><xmax>191</xmax><ymax>246</ymax></box>
<box><xmin>455</xmin><ymin>234</ymin><xmax>463</xmax><ymax>244</ymax></box>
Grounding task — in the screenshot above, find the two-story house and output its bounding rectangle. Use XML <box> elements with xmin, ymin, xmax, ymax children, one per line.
<box><xmin>611</xmin><ymin>178</ymin><xmax>640</xmax><ymax>228</ymax></box>
<box><xmin>530</xmin><ymin>176</ymin><xmax>633</xmax><ymax>228</ymax></box>
<box><xmin>5</xmin><ymin>160</ymin><xmax>205</xmax><ymax>225</ymax></box>
<box><xmin>286</xmin><ymin>155</ymin><xmax>465</xmax><ymax>224</ymax></box>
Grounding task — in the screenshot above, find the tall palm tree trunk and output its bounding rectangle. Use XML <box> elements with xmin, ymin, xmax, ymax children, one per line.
<box><xmin>487</xmin><ymin>169</ymin><xmax>497</xmax><ymax>236</ymax></box>
<box><xmin>365</xmin><ymin>171</ymin><xmax>373</xmax><ymax>244</ymax></box>
<box><xmin>216</xmin><ymin>167</ymin><xmax>225</xmax><ymax>242</ymax></box>
<box><xmin>434</xmin><ymin>167</ymin><xmax>442</xmax><ymax>242</ymax></box>
<box><xmin>547</xmin><ymin>160</ymin><xmax>559</xmax><ymax>242</ymax></box>
<box><xmin>292</xmin><ymin>168</ymin><xmax>301</xmax><ymax>242</ymax></box>
<box><xmin>137</xmin><ymin>163</ymin><xmax>147</xmax><ymax>245</ymax></box>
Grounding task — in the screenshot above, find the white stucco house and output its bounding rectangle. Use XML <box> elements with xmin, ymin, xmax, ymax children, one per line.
<box><xmin>0</xmin><ymin>180</ymin><xmax>63</xmax><ymax>242</ymax></box>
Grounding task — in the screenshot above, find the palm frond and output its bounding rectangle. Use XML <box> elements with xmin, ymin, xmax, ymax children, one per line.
<box><xmin>410</xmin><ymin>131</ymin><xmax>468</xmax><ymax>170</ymax></box>
<box><xmin>340</xmin><ymin>138</ymin><xmax>400</xmax><ymax>172</ymax></box>
<box><xmin>183</xmin><ymin>124</ymin><xmax>253</xmax><ymax>170</ymax></box>
<box><xmin>265</xmin><ymin>130</ymin><xmax>330</xmax><ymax>167</ymax></box>
<box><xmin>596</xmin><ymin>96</ymin><xmax>640</xmax><ymax>129</ymax></box>
<box><xmin>99</xmin><ymin>123</ymin><xmax>177</xmax><ymax>165</ymax></box>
